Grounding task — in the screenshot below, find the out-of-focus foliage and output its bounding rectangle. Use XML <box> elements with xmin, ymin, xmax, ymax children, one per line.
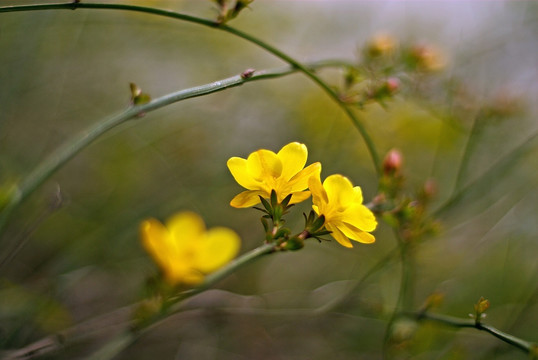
<box><xmin>0</xmin><ymin>1</ymin><xmax>537</xmax><ymax>359</ymax></box>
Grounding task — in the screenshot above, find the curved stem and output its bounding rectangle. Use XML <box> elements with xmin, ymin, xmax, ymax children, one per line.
<box><xmin>2</xmin><ymin>242</ymin><xmax>277</xmax><ymax>360</ymax></box>
<box><xmin>0</xmin><ymin>61</ymin><xmax>345</xmax><ymax>235</ymax></box>
<box><xmin>0</xmin><ymin>2</ymin><xmax>380</xmax><ymax>174</ymax></box>
<box><xmin>383</xmin><ymin>231</ymin><xmax>414</xmax><ymax>358</ymax></box>
<box><xmin>411</xmin><ymin>311</ymin><xmax>537</xmax><ymax>355</ymax></box>
<box><xmin>314</xmin><ymin>246</ymin><xmax>399</xmax><ymax>314</ymax></box>
<box><xmin>453</xmin><ymin>111</ymin><xmax>484</xmax><ymax>193</ymax></box>
<box><xmin>87</xmin><ymin>241</ymin><xmax>277</xmax><ymax>360</ymax></box>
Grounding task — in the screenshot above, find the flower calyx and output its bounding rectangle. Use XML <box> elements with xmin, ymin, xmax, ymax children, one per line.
<box><xmin>303</xmin><ymin>210</ymin><xmax>331</xmax><ymax>242</ymax></box>
<box><xmin>255</xmin><ymin>189</ymin><xmax>293</xmax><ymax>226</ymax></box>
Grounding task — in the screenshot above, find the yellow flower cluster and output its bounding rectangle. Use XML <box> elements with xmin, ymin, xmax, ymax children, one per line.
<box><xmin>228</xmin><ymin>142</ymin><xmax>377</xmax><ymax>248</ymax></box>
<box><xmin>140</xmin><ymin>142</ymin><xmax>377</xmax><ymax>286</ymax></box>
<box><xmin>140</xmin><ymin>211</ymin><xmax>240</xmax><ymax>285</ymax></box>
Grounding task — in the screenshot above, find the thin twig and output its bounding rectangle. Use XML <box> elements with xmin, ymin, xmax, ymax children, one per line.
<box><xmin>410</xmin><ymin>311</ymin><xmax>538</xmax><ymax>355</ymax></box>
<box><xmin>1</xmin><ymin>242</ymin><xmax>277</xmax><ymax>360</ymax></box>
<box><xmin>0</xmin><ymin>60</ymin><xmax>350</xmax><ymax>236</ymax></box>
<box><xmin>0</xmin><ymin>1</ymin><xmax>380</xmax><ymax>170</ymax></box>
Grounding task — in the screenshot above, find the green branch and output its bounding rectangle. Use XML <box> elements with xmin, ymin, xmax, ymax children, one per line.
<box><xmin>0</xmin><ymin>2</ymin><xmax>380</xmax><ymax>174</ymax></box>
<box><xmin>0</xmin><ymin>60</ymin><xmax>346</xmax><ymax>235</ymax></box>
<box><xmin>453</xmin><ymin>111</ymin><xmax>484</xmax><ymax>193</ymax></box>
<box><xmin>2</xmin><ymin>242</ymin><xmax>277</xmax><ymax>360</ymax></box>
<box><xmin>412</xmin><ymin>311</ymin><xmax>537</xmax><ymax>356</ymax></box>
<box><xmin>434</xmin><ymin>130</ymin><xmax>538</xmax><ymax>217</ymax></box>
<box><xmin>383</xmin><ymin>230</ymin><xmax>415</xmax><ymax>355</ymax></box>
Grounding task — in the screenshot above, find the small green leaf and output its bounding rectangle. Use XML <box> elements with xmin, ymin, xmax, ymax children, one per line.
<box><xmin>281</xmin><ymin>193</ymin><xmax>292</xmax><ymax>208</ymax></box>
<box><xmin>259</xmin><ymin>196</ymin><xmax>272</xmax><ymax>213</ymax></box>
<box><xmin>270</xmin><ymin>189</ymin><xmax>278</xmax><ymax>208</ymax></box>
<box><xmin>260</xmin><ymin>217</ymin><xmax>269</xmax><ymax>232</ymax></box>
<box><xmin>130</xmin><ymin>82</ymin><xmax>151</xmax><ymax>105</ymax></box>
<box><xmin>311</xmin><ymin>214</ymin><xmax>325</xmax><ymax>232</ymax></box>
<box><xmin>133</xmin><ymin>93</ymin><xmax>151</xmax><ymax>105</ymax></box>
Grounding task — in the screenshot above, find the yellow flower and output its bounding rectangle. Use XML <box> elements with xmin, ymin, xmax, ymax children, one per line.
<box><xmin>140</xmin><ymin>211</ymin><xmax>240</xmax><ymax>285</ymax></box>
<box><xmin>309</xmin><ymin>173</ymin><xmax>377</xmax><ymax>248</ymax></box>
<box><xmin>367</xmin><ymin>33</ymin><xmax>397</xmax><ymax>57</ymax></box>
<box><xmin>227</xmin><ymin>142</ymin><xmax>321</xmax><ymax>208</ymax></box>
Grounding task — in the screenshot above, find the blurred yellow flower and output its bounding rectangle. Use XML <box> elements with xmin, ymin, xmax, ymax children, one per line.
<box><xmin>227</xmin><ymin>142</ymin><xmax>321</xmax><ymax>208</ymax></box>
<box><xmin>140</xmin><ymin>211</ymin><xmax>240</xmax><ymax>285</ymax></box>
<box><xmin>367</xmin><ymin>33</ymin><xmax>397</xmax><ymax>57</ymax></box>
<box><xmin>412</xmin><ymin>45</ymin><xmax>446</xmax><ymax>72</ymax></box>
<box><xmin>309</xmin><ymin>174</ymin><xmax>377</xmax><ymax>248</ymax></box>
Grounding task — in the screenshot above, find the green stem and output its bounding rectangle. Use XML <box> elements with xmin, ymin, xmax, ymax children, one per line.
<box><xmin>433</xmin><ymin>130</ymin><xmax>538</xmax><ymax>217</ymax></box>
<box><xmin>412</xmin><ymin>311</ymin><xmax>537</xmax><ymax>355</ymax></box>
<box><xmin>90</xmin><ymin>242</ymin><xmax>278</xmax><ymax>360</ymax></box>
<box><xmin>0</xmin><ymin>2</ymin><xmax>380</xmax><ymax>174</ymax></box>
<box><xmin>453</xmin><ymin>111</ymin><xmax>483</xmax><ymax>192</ymax></box>
<box><xmin>383</xmin><ymin>232</ymin><xmax>414</xmax><ymax>358</ymax></box>
<box><xmin>174</xmin><ymin>242</ymin><xmax>276</xmax><ymax>303</ymax></box>
<box><xmin>0</xmin><ymin>61</ymin><xmax>344</xmax><ymax>236</ymax></box>
<box><xmin>3</xmin><ymin>242</ymin><xmax>277</xmax><ymax>360</ymax></box>
<box><xmin>314</xmin><ymin>246</ymin><xmax>399</xmax><ymax>314</ymax></box>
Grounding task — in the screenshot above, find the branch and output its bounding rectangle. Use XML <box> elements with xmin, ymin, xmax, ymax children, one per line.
<box><xmin>411</xmin><ymin>311</ymin><xmax>538</xmax><ymax>356</ymax></box>
<box><xmin>0</xmin><ymin>60</ymin><xmax>347</xmax><ymax>235</ymax></box>
<box><xmin>0</xmin><ymin>2</ymin><xmax>380</xmax><ymax>173</ymax></box>
<box><xmin>1</xmin><ymin>242</ymin><xmax>277</xmax><ymax>360</ymax></box>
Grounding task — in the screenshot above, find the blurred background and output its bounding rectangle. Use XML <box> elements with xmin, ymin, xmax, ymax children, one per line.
<box><xmin>0</xmin><ymin>0</ymin><xmax>537</xmax><ymax>359</ymax></box>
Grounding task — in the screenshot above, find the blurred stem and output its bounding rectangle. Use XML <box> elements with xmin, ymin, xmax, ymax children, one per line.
<box><xmin>3</xmin><ymin>242</ymin><xmax>277</xmax><ymax>360</ymax></box>
<box><xmin>410</xmin><ymin>311</ymin><xmax>538</xmax><ymax>355</ymax></box>
<box><xmin>87</xmin><ymin>242</ymin><xmax>278</xmax><ymax>360</ymax></box>
<box><xmin>0</xmin><ymin>2</ymin><xmax>380</xmax><ymax>174</ymax></box>
<box><xmin>0</xmin><ymin>60</ymin><xmax>347</xmax><ymax>236</ymax></box>
<box><xmin>383</xmin><ymin>232</ymin><xmax>414</xmax><ymax>358</ymax></box>
<box><xmin>453</xmin><ymin>111</ymin><xmax>484</xmax><ymax>193</ymax></box>
<box><xmin>479</xmin><ymin>275</ymin><xmax>538</xmax><ymax>359</ymax></box>
<box><xmin>172</xmin><ymin>242</ymin><xmax>277</xmax><ymax>304</ymax></box>
<box><xmin>433</xmin><ymin>130</ymin><xmax>538</xmax><ymax>217</ymax></box>
<box><xmin>315</xmin><ymin>246</ymin><xmax>399</xmax><ymax>314</ymax></box>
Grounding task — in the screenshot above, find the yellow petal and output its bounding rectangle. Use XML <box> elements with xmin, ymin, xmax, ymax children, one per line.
<box><xmin>340</xmin><ymin>222</ymin><xmax>376</xmax><ymax>244</ymax></box>
<box><xmin>289</xmin><ymin>190</ymin><xmax>311</xmax><ymax>204</ymax></box>
<box><xmin>227</xmin><ymin>157</ymin><xmax>261</xmax><ymax>190</ymax></box>
<box><xmin>355</xmin><ymin>231</ymin><xmax>375</xmax><ymax>244</ymax></box>
<box><xmin>140</xmin><ymin>218</ymin><xmax>174</xmax><ymax>270</ymax></box>
<box><xmin>308</xmin><ymin>172</ymin><xmax>328</xmax><ymax>205</ymax></box>
<box><xmin>288</xmin><ymin>162</ymin><xmax>322</xmax><ymax>193</ymax></box>
<box><xmin>194</xmin><ymin>227</ymin><xmax>240</xmax><ymax>273</ymax></box>
<box><xmin>323</xmin><ymin>175</ymin><xmax>355</xmax><ymax>208</ymax></box>
<box><xmin>166</xmin><ymin>212</ymin><xmax>205</xmax><ymax>252</ymax></box>
<box><xmin>352</xmin><ymin>186</ymin><xmax>363</xmax><ymax>204</ymax></box>
<box><xmin>169</xmin><ymin>268</ymin><xmax>205</xmax><ymax>285</ymax></box>
<box><xmin>247</xmin><ymin>149</ymin><xmax>282</xmax><ymax>180</ymax></box>
<box><xmin>166</xmin><ymin>262</ymin><xmax>202</xmax><ymax>285</ymax></box>
<box><xmin>277</xmin><ymin>142</ymin><xmax>308</xmax><ymax>181</ymax></box>
<box><xmin>230</xmin><ymin>190</ymin><xmax>267</xmax><ymax>208</ymax></box>
<box><xmin>342</xmin><ymin>204</ymin><xmax>377</xmax><ymax>232</ymax></box>
<box><xmin>326</xmin><ymin>223</ymin><xmax>353</xmax><ymax>248</ymax></box>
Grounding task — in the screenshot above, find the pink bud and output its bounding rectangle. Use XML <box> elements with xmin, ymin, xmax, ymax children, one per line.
<box><xmin>386</xmin><ymin>77</ymin><xmax>400</xmax><ymax>93</ymax></box>
<box><xmin>383</xmin><ymin>149</ymin><xmax>403</xmax><ymax>175</ymax></box>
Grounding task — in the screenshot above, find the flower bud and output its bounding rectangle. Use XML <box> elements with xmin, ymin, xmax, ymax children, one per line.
<box><xmin>383</xmin><ymin>149</ymin><xmax>403</xmax><ymax>175</ymax></box>
<box><xmin>385</xmin><ymin>77</ymin><xmax>400</xmax><ymax>94</ymax></box>
<box><xmin>422</xmin><ymin>292</ymin><xmax>444</xmax><ymax>311</ymax></box>
<box><xmin>423</xmin><ymin>178</ymin><xmax>437</xmax><ymax>198</ymax></box>
<box><xmin>390</xmin><ymin>318</ymin><xmax>417</xmax><ymax>343</ymax></box>
<box><xmin>475</xmin><ymin>297</ymin><xmax>490</xmax><ymax>314</ymax></box>
<box><xmin>366</xmin><ymin>33</ymin><xmax>396</xmax><ymax>57</ymax></box>
<box><xmin>280</xmin><ymin>236</ymin><xmax>304</xmax><ymax>251</ymax></box>
<box><xmin>409</xmin><ymin>44</ymin><xmax>446</xmax><ymax>72</ymax></box>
